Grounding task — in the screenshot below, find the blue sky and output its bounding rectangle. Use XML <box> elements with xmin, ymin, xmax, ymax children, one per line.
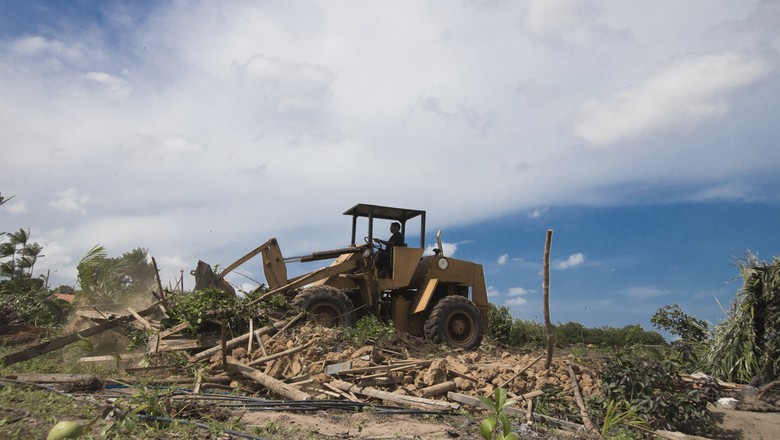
<box><xmin>1</xmin><ymin>1</ymin><xmax>779</xmax><ymax>333</ymax></box>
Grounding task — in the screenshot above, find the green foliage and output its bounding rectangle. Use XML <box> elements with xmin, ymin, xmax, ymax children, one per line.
<box><xmin>702</xmin><ymin>253</ymin><xmax>780</xmax><ymax>383</ymax></box>
<box><xmin>600</xmin><ymin>400</ymin><xmax>650</xmax><ymax>438</ymax></box>
<box><xmin>0</xmin><ymin>229</ymin><xmax>72</xmax><ymax>328</ymax></box>
<box><xmin>597</xmin><ymin>348</ymin><xmax>717</xmax><ymax>434</ymax></box>
<box><xmin>487</xmin><ymin>304</ymin><xmax>515</xmax><ymax>345</ymax></box>
<box><xmin>76</xmin><ymin>246</ymin><xmax>156</xmax><ymax>304</ymax></box>
<box><xmin>478</xmin><ymin>388</ymin><xmax>519</xmax><ymax>440</ymax></box>
<box><xmin>651</xmin><ymin>304</ymin><xmax>710</xmax><ymax>343</ymax></box>
<box><xmin>340</xmin><ymin>314</ymin><xmax>395</xmax><ymax>344</ymax></box>
<box><xmin>165</xmin><ymin>288</ymin><xmax>263</xmax><ymax>335</ymax></box>
<box><xmin>0</xmin><ymin>228</ymin><xmax>43</xmax><ymax>279</ymax></box>
<box><xmin>487</xmin><ymin>304</ymin><xmax>664</xmax><ymax>349</ymax></box>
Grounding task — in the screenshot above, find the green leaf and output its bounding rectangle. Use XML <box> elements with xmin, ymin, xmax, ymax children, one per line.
<box><xmin>499</xmin><ymin>412</ymin><xmax>511</xmax><ymax>435</ymax></box>
<box><xmin>479</xmin><ymin>417</ymin><xmax>496</xmax><ymax>440</ymax></box>
<box><xmin>493</xmin><ymin>387</ymin><xmax>507</xmax><ymax>410</ymax></box>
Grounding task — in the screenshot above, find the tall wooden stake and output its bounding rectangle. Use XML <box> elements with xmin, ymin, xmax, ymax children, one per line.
<box><xmin>543</xmin><ymin>229</ymin><xmax>554</xmax><ymax>370</ymax></box>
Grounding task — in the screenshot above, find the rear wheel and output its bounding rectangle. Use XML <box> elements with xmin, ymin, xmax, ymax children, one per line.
<box><xmin>424</xmin><ymin>295</ymin><xmax>483</xmax><ymax>349</ymax></box>
<box><xmin>291</xmin><ymin>286</ymin><xmax>356</xmax><ymax>327</ymax></box>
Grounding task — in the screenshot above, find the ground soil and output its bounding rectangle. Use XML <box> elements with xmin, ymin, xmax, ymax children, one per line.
<box><xmin>711</xmin><ymin>406</ymin><xmax>780</xmax><ymax>440</ymax></box>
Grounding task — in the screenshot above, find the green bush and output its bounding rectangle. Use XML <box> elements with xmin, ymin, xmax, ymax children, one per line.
<box><xmin>340</xmin><ymin>314</ymin><xmax>394</xmax><ymax>344</ymax></box>
<box><xmin>596</xmin><ymin>348</ymin><xmax>717</xmax><ymax>435</ymax></box>
<box><xmin>165</xmin><ymin>288</ymin><xmax>267</xmax><ymax>335</ymax></box>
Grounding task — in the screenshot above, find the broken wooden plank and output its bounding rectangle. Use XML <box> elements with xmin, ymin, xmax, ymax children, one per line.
<box><xmin>127</xmin><ymin>307</ymin><xmax>153</xmax><ymax>330</ymax></box>
<box><xmin>447</xmin><ymin>391</ymin><xmax>582</xmax><ymax>433</ymax></box>
<box><xmin>330</xmin><ymin>379</ymin><xmax>460</xmax><ymax>411</ymax></box>
<box><xmin>192</xmin><ymin>313</ymin><xmax>303</xmax><ymax>362</ymax></box>
<box><xmin>334</xmin><ymin>360</ymin><xmax>431</xmax><ymax>376</ymax></box>
<box><xmin>146</xmin><ymin>333</ymin><xmax>160</xmax><ymax>355</ymax></box>
<box><xmin>323</xmin><ymin>382</ymin><xmax>362</xmax><ymax>402</ymax></box>
<box><xmin>246</xmin><ymin>341</ymin><xmax>314</xmax><ymax>368</ymax></box>
<box><xmin>157</xmin><ymin>338</ymin><xmax>201</xmax><ymax>352</ymax></box>
<box><xmin>2</xmin><ymin>301</ymin><xmax>160</xmax><ymax>366</ymax></box>
<box><xmin>228</xmin><ymin>362</ymin><xmax>311</xmax><ymax>401</ymax></box>
<box><xmin>568</xmin><ymin>365</ymin><xmax>600</xmax><ymax>436</ymax></box>
<box><xmin>79</xmin><ymin>353</ymin><xmax>144</xmax><ymax>363</ymax></box>
<box><xmin>158</xmin><ymin>322</ymin><xmax>190</xmax><ymax>339</ymax></box>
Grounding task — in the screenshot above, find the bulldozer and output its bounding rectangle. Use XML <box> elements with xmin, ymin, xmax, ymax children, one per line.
<box><xmin>199</xmin><ymin>203</ymin><xmax>489</xmax><ymax>349</ymax></box>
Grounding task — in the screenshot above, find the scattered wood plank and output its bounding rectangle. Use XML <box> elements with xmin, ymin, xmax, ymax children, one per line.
<box><xmin>228</xmin><ymin>362</ymin><xmax>311</xmax><ymax>401</ymax></box>
<box><xmin>330</xmin><ymin>379</ymin><xmax>460</xmax><ymax>411</ymax></box>
<box><xmin>246</xmin><ymin>341</ymin><xmax>315</xmax><ymax>368</ymax></box>
<box><xmin>448</xmin><ymin>391</ymin><xmax>583</xmax><ymax>433</ymax></box>
<box><xmin>79</xmin><ymin>353</ymin><xmax>144</xmax><ymax>363</ymax></box>
<box><xmin>158</xmin><ymin>322</ymin><xmax>190</xmax><ymax>339</ymax></box>
<box><xmin>323</xmin><ymin>382</ymin><xmax>362</xmax><ymax>402</ymax></box>
<box><xmin>2</xmin><ymin>301</ymin><xmax>160</xmax><ymax>366</ymax></box>
<box><xmin>157</xmin><ymin>338</ymin><xmax>200</xmax><ymax>352</ymax></box>
<box><xmin>126</xmin><ymin>308</ymin><xmax>153</xmax><ymax>330</ymax></box>
<box><xmin>568</xmin><ymin>365</ymin><xmax>600</xmax><ymax>436</ymax></box>
<box><xmin>192</xmin><ymin>313</ymin><xmax>303</xmax><ymax>362</ymax></box>
<box><xmin>334</xmin><ymin>360</ymin><xmax>431</xmax><ymax>376</ymax></box>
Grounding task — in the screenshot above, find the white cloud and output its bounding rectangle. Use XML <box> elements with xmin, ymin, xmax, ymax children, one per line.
<box><xmin>425</xmin><ymin>242</ymin><xmax>458</xmax><ymax>257</ymax></box>
<box><xmin>5</xmin><ymin>201</ymin><xmax>28</xmax><ymax>215</ymax></box>
<box><xmin>49</xmin><ymin>188</ymin><xmax>90</xmax><ymax>214</ymax></box>
<box><xmin>572</xmin><ymin>53</ymin><xmax>772</xmax><ymax>146</ymax></box>
<box><xmin>555</xmin><ymin>253</ymin><xmax>585</xmax><ymax>270</ymax></box>
<box><xmin>84</xmin><ymin>71</ymin><xmax>132</xmax><ymax>100</ymax></box>
<box><xmin>507</xmin><ymin>287</ymin><xmax>528</xmax><ymax>296</ymax></box>
<box><xmin>497</xmin><ymin>254</ymin><xmax>509</xmax><ymax>265</ymax></box>
<box><xmin>528</xmin><ymin>208</ymin><xmax>549</xmax><ymax>218</ymax></box>
<box><xmin>505</xmin><ymin>287</ymin><xmax>531</xmax><ymax>306</ymax></box>
<box><xmin>1</xmin><ymin>1</ymin><xmax>778</xmax><ymax>290</ymax></box>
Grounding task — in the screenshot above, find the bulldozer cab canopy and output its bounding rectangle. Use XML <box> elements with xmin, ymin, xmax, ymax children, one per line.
<box><xmin>344</xmin><ymin>203</ymin><xmax>426</xmax><ymax>248</ymax></box>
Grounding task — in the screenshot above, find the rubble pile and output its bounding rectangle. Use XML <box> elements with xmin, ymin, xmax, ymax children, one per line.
<box><xmin>207</xmin><ymin>319</ymin><xmax>601</xmax><ymax>405</ymax></box>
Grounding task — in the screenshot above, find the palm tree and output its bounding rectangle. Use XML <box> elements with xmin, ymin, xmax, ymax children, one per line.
<box><xmin>20</xmin><ymin>243</ymin><xmax>43</xmax><ymax>277</ymax></box>
<box><xmin>0</xmin><ymin>228</ymin><xmax>28</xmax><ymax>279</ymax></box>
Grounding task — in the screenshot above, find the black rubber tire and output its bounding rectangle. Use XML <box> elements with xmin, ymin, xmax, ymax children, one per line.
<box><xmin>424</xmin><ymin>295</ymin><xmax>484</xmax><ymax>349</ymax></box>
<box><xmin>291</xmin><ymin>286</ymin><xmax>356</xmax><ymax>327</ymax></box>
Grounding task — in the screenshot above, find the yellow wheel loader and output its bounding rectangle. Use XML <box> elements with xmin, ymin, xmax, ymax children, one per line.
<box><xmin>208</xmin><ymin>203</ymin><xmax>489</xmax><ymax>349</ymax></box>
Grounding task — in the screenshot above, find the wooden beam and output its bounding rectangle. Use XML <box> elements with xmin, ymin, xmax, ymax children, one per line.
<box><xmin>127</xmin><ymin>307</ymin><xmax>153</xmax><ymax>330</ymax></box>
<box><xmin>246</xmin><ymin>341</ymin><xmax>314</xmax><ymax>367</ymax></box>
<box><xmin>2</xmin><ymin>301</ymin><xmax>160</xmax><ymax>366</ymax></box>
<box><xmin>568</xmin><ymin>365</ymin><xmax>600</xmax><ymax>436</ymax></box>
<box><xmin>192</xmin><ymin>314</ymin><xmax>303</xmax><ymax>362</ymax></box>
<box><xmin>228</xmin><ymin>362</ymin><xmax>311</xmax><ymax>401</ymax></box>
<box><xmin>330</xmin><ymin>380</ymin><xmax>459</xmax><ymax>411</ymax></box>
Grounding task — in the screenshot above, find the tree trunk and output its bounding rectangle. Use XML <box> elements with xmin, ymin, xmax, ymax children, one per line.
<box><xmin>543</xmin><ymin>229</ymin><xmax>554</xmax><ymax>370</ymax></box>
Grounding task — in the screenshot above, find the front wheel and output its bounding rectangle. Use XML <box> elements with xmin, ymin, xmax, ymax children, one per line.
<box><xmin>424</xmin><ymin>295</ymin><xmax>484</xmax><ymax>349</ymax></box>
<box><xmin>291</xmin><ymin>286</ymin><xmax>356</xmax><ymax>327</ymax></box>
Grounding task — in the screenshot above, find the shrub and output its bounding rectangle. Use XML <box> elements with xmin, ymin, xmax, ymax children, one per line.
<box><xmin>597</xmin><ymin>348</ymin><xmax>717</xmax><ymax>434</ymax></box>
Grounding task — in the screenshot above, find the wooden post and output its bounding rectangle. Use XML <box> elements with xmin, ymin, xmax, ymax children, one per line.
<box><xmin>228</xmin><ymin>363</ymin><xmax>311</xmax><ymax>401</ymax></box>
<box><xmin>151</xmin><ymin>257</ymin><xmax>166</xmax><ymax>302</ymax></box>
<box><xmin>543</xmin><ymin>229</ymin><xmax>554</xmax><ymax>370</ymax></box>
<box><xmin>220</xmin><ymin>320</ymin><xmax>228</xmax><ymax>367</ymax></box>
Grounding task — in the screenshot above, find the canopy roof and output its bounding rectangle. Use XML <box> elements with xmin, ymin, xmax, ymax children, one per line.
<box><xmin>343</xmin><ymin>203</ymin><xmax>425</xmax><ymax>222</ymax></box>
